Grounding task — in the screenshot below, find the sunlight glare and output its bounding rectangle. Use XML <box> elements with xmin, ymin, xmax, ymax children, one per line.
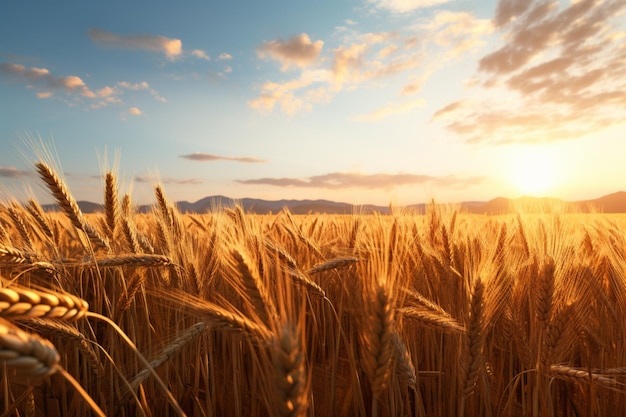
<box><xmin>508</xmin><ymin>146</ymin><xmax>562</xmax><ymax>196</ymax></box>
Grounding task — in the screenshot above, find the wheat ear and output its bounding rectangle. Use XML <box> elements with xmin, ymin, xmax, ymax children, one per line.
<box><xmin>459</xmin><ymin>277</ymin><xmax>485</xmax><ymax>405</ymax></box>
<box><xmin>0</xmin><ymin>317</ymin><xmax>59</xmax><ymax>377</ymax></box>
<box><xmin>232</xmin><ymin>249</ymin><xmax>278</xmax><ymax>327</ymax></box>
<box><xmin>399</xmin><ymin>307</ymin><xmax>465</xmax><ymax>334</ymax></box>
<box><xmin>81</xmin><ymin>254</ymin><xmax>174</xmax><ymax>268</ymax></box>
<box><xmin>392</xmin><ymin>331</ymin><xmax>417</xmax><ymax>390</ymax></box>
<box><xmin>288</xmin><ymin>270</ymin><xmax>327</xmax><ymax>299</ymax></box>
<box><xmin>0</xmin><ymin>245</ymin><xmax>36</xmax><ymax>264</ymax></box>
<box><xmin>264</xmin><ymin>240</ymin><xmax>298</xmax><ymax>269</ymax></box>
<box><xmin>27</xmin><ymin>199</ymin><xmax>54</xmax><ymax>240</ymax></box>
<box><xmin>125</xmin><ymin>322</ymin><xmax>207</xmax><ymax>395</ymax></box>
<box><xmin>35</xmin><ymin>161</ymin><xmax>110</xmax><ymax>251</ymax></box>
<box><xmin>0</xmin><ymin>286</ymin><xmax>89</xmax><ymax>321</ymax></box>
<box><xmin>361</xmin><ymin>284</ymin><xmax>395</xmax><ymax>399</ymax></box>
<box><xmin>104</xmin><ymin>171</ymin><xmax>119</xmax><ymax>240</ymax></box>
<box><xmin>7</xmin><ymin>203</ymin><xmax>33</xmax><ymax>250</ymax></box>
<box><xmin>24</xmin><ymin>318</ymin><xmax>104</xmax><ymax>377</ymax></box>
<box><xmin>549</xmin><ymin>364</ymin><xmax>621</xmax><ymax>391</ymax></box>
<box><xmin>535</xmin><ymin>257</ymin><xmax>555</xmax><ymax>327</ymax></box>
<box><xmin>156</xmin><ymin>288</ymin><xmax>273</xmax><ymax>342</ymax></box>
<box><xmin>307</xmin><ymin>257</ymin><xmax>359</xmax><ymax>275</ymax></box>
<box><xmin>272</xmin><ymin>325</ymin><xmax>308</xmax><ymax>417</ymax></box>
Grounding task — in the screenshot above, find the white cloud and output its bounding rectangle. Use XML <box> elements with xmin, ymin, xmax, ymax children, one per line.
<box><xmin>128</xmin><ymin>107</ymin><xmax>142</xmax><ymax>116</ymax></box>
<box><xmin>217</xmin><ymin>53</ymin><xmax>233</xmax><ymax>61</ymax></box>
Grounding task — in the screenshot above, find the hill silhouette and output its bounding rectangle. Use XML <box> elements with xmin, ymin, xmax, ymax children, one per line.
<box><xmin>41</xmin><ymin>191</ymin><xmax>626</xmax><ymax>215</ymax></box>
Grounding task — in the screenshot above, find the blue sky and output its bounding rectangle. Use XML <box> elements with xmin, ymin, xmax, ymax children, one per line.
<box><xmin>1</xmin><ymin>0</ymin><xmax>626</xmax><ymax>206</ymax></box>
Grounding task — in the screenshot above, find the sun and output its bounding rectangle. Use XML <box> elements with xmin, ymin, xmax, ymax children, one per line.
<box><xmin>508</xmin><ymin>146</ymin><xmax>561</xmax><ymax>196</ymax></box>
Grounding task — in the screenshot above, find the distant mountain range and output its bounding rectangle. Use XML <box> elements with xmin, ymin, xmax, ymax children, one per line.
<box><xmin>40</xmin><ymin>191</ymin><xmax>626</xmax><ymax>215</ymax></box>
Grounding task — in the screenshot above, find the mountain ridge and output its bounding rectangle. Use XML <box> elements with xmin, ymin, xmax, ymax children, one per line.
<box><xmin>41</xmin><ymin>191</ymin><xmax>626</xmax><ymax>215</ymax></box>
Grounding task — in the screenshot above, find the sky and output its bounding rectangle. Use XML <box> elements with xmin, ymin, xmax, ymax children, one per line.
<box><xmin>1</xmin><ymin>0</ymin><xmax>625</xmax><ymax>207</ymax></box>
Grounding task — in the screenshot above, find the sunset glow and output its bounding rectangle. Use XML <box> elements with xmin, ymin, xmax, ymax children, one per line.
<box><xmin>1</xmin><ymin>1</ymin><xmax>625</xmax><ymax>206</ymax></box>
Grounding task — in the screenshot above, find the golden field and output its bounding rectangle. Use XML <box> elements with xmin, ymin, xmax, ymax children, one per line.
<box><xmin>1</xmin><ymin>162</ymin><xmax>626</xmax><ymax>416</ymax></box>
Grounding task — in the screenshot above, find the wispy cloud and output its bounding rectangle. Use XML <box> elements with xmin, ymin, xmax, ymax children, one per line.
<box><xmin>434</xmin><ymin>0</ymin><xmax>626</xmax><ymax>145</ymax></box>
<box><xmin>88</xmin><ymin>29</ymin><xmax>183</xmax><ymax>60</ymax></box>
<box><xmin>237</xmin><ymin>171</ymin><xmax>483</xmax><ymax>190</ymax></box>
<box><xmin>249</xmin><ymin>9</ymin><xmax>491</xmax><ymax>116</ymax></box>
<box><xmin>0</xmin><ymin>62</ymin><xmax>104</xmax><ymax>98</ymax></box>
<box><xmin>257</xmin><ymin>33</ymin><xmax>324</xmax><ymax>70</ymax></box>
<box><xmin>0</xmin><ymin>62</ymin><xmax>124</xmax><ymax>110</ymax></box>
<box><xmin>191</xmin><ymin>49</ymin><xmax>210</xmax><ymax>61</ymax></box>
<box><xmin>180</xmin><ymin>152</ymin><xmax>268</xmax><ymax>163</ymax></box>
<box><xmin>0</xmin><ymin>62</ymin><xmax>167</xmax><ymax>111</ymax></box>
<box><xmin>134</xmin><ymin>175</ymin><xmax>202</xmax><ymax>185</ymax></box>
<box><xmin>371</xmin><ymin>0</ymin><xmax>454</xmax><ymax>13</ymax></box>
<box><xmin>248</xmin><ymin>69</ymin><xmax>332</xmax><ymax>114</ymax></box>
<box><xmin>248</xmin><ymin>30</ymin><xmax>425</xmax><ymax>115</ymax></box>
<box><xmin>117</xmin><ymin>81</ymin><xmax>167</xmax><ymax>103</ymax></box>
<box><xmin>217</xmin><ymin>53</ymin><xmax>233</xmax><ymax>61</ymax></box>
<box><xmin>0</xmin><ymin>166</ymin><xmax>30</xmax><ymax>179</ymax></box>
<box><xmin>354</xmin><ymin>98</ymin><xmax>425</xmax><ymax>121</ymax></box>
<box><xmin>332</xmin><ymin>44</ymin><xmax>422</xmax><ymax>86</ymax></box>
<box><xmin>420</xmin><ymin>10</ymin><xmax>493</xmax><ymax>56</ymax></box>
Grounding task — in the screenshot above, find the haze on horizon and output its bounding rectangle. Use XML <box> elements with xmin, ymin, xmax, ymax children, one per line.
<box><xmin>1</xmin><ymin>0</ymin><xmax>625</xmax><ymax>207</ymax></box>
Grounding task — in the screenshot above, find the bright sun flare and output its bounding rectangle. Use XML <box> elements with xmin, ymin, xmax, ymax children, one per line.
<box><xmin>508</xmin><ymin>146</ymin><xmax>561</xmax><ymax>196</ymax></box>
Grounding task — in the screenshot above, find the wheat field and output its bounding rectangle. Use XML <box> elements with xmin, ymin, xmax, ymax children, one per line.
<box><xmin>1</xmin><ymin>161</ymin><xmax>626</xmax><ymax>416</ymax></box>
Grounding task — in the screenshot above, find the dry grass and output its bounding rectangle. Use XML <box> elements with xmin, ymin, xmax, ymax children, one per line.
<box><xmin>1</xmin><ymin>157</ymin><xmax>626</xmax><ymax>416</ymax></box>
